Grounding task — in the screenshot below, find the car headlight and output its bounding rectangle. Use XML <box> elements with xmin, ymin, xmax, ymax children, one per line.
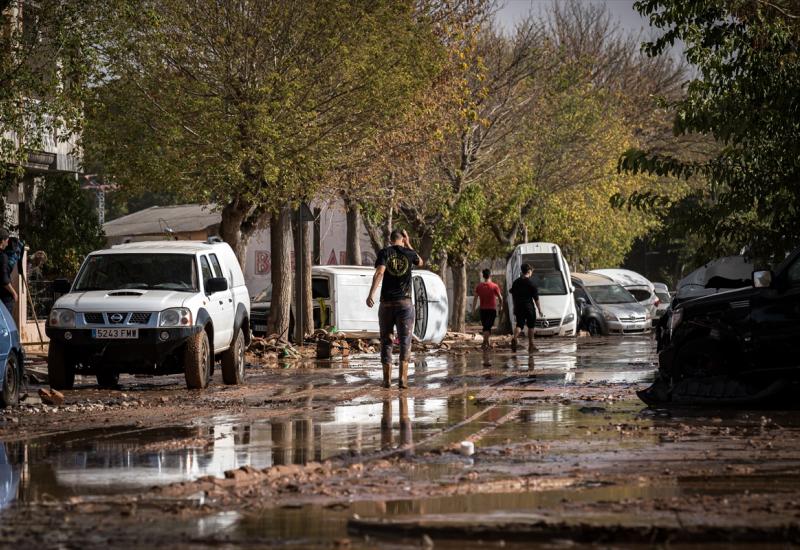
<box><xmin>563</xmin><ymin>313</ymin><xmax>575</xmax><ymax>324</ymax></box>
<box><xmin>602</xmin><ymin>309</ymin><xmax>618</xmax><ymax>322</ymax></box>
<box><xmin>670</xmin><ymin>308</ymin><xmax>683</xmax><ymax>331</ymax></box>
<box><xmin>48</xmin><ymin>308</ymin><xmax>76</xmax><ymax>328</ymax></box>
<box><xmin>158</xmin><ymin>307</ymin><xmax>193</xmax><ymax>327</ymax></box>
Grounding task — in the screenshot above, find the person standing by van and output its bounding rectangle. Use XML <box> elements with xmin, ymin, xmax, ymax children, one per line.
<box><xmin>0</xmin><ymin>230</ymin><xmax>17</xmax><ymax>316</ymax></box>
<box><xmin>510</xmin><ymin>263</ymin><xmax>543</xmax><ymax>352</ymax></box>
<box><xmin>472</xmin><ymin>268</ymin><xmax>502</xmax><ymax>350</ymax></box>
<box><xmin>366</xmin><ymin>229</ymin><xmax>424</xmax><ymax>389</ymax></box>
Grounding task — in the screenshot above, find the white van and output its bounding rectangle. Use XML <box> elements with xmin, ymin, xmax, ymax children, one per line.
<box><xmin>301</xmin><ymin>266</ymin><xmax>448</xmax><ymax>344</ymax></box>
<box><xmin>506</xmin><ymin>242</ymin><xmax>577</xmax><ymax>336</ymax></box>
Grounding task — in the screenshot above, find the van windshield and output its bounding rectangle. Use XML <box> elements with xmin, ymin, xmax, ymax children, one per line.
<box><xmin>586</xmin><ymin>285</ymin><xmax>637</xmax><ymax>304</ymax></box>
<box><xmin>531</xmin><ymin>272</ymin><xmax>567</xmax><ymax>296</ymax></box>
<box><xmin>74</xmin><ymin>254</ymin><xmax>198</xmax><ymax>292</ymax></box>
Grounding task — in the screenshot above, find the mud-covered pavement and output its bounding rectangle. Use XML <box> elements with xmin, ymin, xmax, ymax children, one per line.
<box><xmin>1</xmin><ymin>335</ymin><xmax>800</xmax><ymax>548</ymax></box>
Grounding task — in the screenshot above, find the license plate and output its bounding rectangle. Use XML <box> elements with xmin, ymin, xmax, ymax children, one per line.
<box><xmin>93</xmin><ymin>328</ymin><xmax>138</xmax><ymax>339</ymax></box>
<box><xmin>253</xmin><ymin>324</ymin><xmax>268</xmax><ymax>333</ymax></box>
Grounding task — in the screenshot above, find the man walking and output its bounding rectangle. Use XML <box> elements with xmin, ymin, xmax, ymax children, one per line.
<box><xmin>510</xmin><ymin>263</ymin><xmax>543</xmax><ymax>352</ymax></box>
<box><xmin>0</xmin><ymin>229</ymin><xmax>17</xmax><ymax>316</ymax></box>
<box><xmin>472</xmin><ymin>268</ymin><xmax>502</xmax><ymax>350</ymax></box>
<box><xmin>367</xmin><ymin>229</ymin><xmax>423</xmax><ymax>389</ymax></box>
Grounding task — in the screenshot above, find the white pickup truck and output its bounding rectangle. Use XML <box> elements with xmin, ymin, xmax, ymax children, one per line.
<box><xmin>45</xmin><ymin>240</ymin><xmax>251</xmax><ymax>390</ymax></box>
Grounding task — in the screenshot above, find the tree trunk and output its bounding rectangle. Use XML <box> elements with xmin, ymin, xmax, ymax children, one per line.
<box><xmin>419</xmin><ymin>232</ymin><xmax>434</xmax><ymax>263</ymax></box>
<box><xmin>436</xmin><ymin>251</ymin><xmax>448</xmax><ymax>288</ymax></box>
<box><xmin>269</xmin><ymin>207</ymin><xmax>293</xmax><ymax>341</ymax></box>
<box><xmin>293</xmin><ymin>207</ymin><xmax>313</xmax><ymax>339</ymax></box>
<box><xmin>219</xmin><ymin>201</ymin><xmax>249</xmax><ymax>268</ymax></box>
<box><xmin>450</xmin><ymin>255</ymin><xmax>467</xmax><ymax>333</ymax></box>
<box><xmin>345</xmin><ymin>198</ymin><xmax>361</xmax><ymax>265</ymax></box>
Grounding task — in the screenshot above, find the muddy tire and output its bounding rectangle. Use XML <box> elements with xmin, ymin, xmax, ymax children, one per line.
<box><xmin>587</xmin><ymin>318</ymin><xmax>603</xmax><ymax>336</ymax></box>
<box><xmin>48</xmin><ymin>340</ymin><xmax>76</xmax><ymax>390</ymax></box>
<box><xmin>0</xmin><ymin>353</ymin><xmax>20</xmax><ymax>407</ymax></box>
<box><xmin>184</xmin><ymin>329</ymin><xmax>211</xmax><ymax>389</ymax></box>
<box><xmin>221</xmin><ymin>329</ymin><xmax>246</xmax><ymax>385</ymax></box>
<box><xmin>96</xmin><ymin>370</ymin><xmax>120</xmax><ymax>388</ymax></box>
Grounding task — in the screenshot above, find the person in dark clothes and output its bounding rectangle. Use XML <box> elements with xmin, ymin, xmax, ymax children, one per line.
<box><xmin>0</xmin><ymin>229</ymin><xmax>17</xmax><ymax>316</ymax></box>
<box><xmin>367</xmin><ymin>229</ymin><xmax>424</xmax><ymax>389</ymax></box>
<box><xmin>510</xmin><ymin>263</ymin><xmax>543</xmax><ymax>353</ymax></box>
<box><xmin>472</xmin><ymin>268</ymin><xmax>503</xmax><ymax>350</ymax></box>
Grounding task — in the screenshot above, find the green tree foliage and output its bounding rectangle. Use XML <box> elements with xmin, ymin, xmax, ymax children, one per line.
<box><xmin>622</xmin><ymin>0</ymin><xmax>800</xmax><ymax>262</ymax></box>
<box><xmin>25</xmin><ymin>175</ymin><xmax>105</xmax><ymax>277</ymax></box>
<box><xmin>0</xmin><ymin>1</ymin><xmax>99</xmax><ymax>182</ymax></box>
<box><xmin>86</xmin><ymin>0</ymin><xmax>446</xmax><ymax>260</ymax></box>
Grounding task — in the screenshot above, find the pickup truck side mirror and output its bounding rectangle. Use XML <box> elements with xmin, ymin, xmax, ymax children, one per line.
<box><xmin>752</xmin><ymin>270</ymin><xmax>773</xmax><ymax>288</ymax></box>
<box><xmin>53</xmin><ymin>278</ymin><xmax>71</xmax><ymax>294</ymax></box>
<box><xmin>205</xmin><ymin>277</ymin><xmax>228</xmax><ymax>294</ymax></box>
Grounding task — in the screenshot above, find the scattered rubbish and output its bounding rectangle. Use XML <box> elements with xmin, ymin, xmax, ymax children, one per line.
<box><xmin>460</xmin><ymin>441</ymin><xmax>475</xmax><ymax>456</ymax></box>
<box><xmin>38</xmin><ymin>388</ymin><xmax>65</xmax><ymax>406</ymax></box>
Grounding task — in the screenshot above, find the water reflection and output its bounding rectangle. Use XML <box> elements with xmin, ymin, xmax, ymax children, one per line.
<box><xmin>380</xmin><ymin>397</ymin><xmax>413</xmax><ymax>456</ymax></box>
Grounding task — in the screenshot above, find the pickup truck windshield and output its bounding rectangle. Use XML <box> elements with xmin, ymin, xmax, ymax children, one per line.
<box><xmin>587</xmin><ymin>285</ymin><xmax>637</xmax><ymax>304</ymax></box>
<box><xmin>74</xmin><ymin>254</ymin><xmax>198</xmax><ymax>292</ymax></box>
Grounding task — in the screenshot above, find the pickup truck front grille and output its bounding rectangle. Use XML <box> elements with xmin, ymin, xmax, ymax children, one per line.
<box><xmin>84</xmin><ymin>312</ymin><xmax>104</xmax><ymax>324</ymax></box>
<box><xmin>81</xmin><ymin>312</ymin><xmax>153</xmax><ymax>325</ymax></box>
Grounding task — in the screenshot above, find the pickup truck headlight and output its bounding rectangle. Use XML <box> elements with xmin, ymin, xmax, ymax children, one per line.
<box><xmin>670</xmin><ymin>308</ymin><xmax>683</xmax><ymax>331</ymax></box>
<box><xmin>563</xmin><ymin>313</ymin><xmax>575</xmax><ymax>324</ymax></box>
<box><xmin>602</xmin><ymin>310</ymin><xmax>618</xmax><ymax>322</ymax></box>
<box><xmin>49</xmin><ymin>309</ymin><xmax>76</xmax><ymax>328</ymax></box>
<box><xmin>158</xmin><ymin>307</ymin><xmax>193</xmax><ymax>327</ymax></box>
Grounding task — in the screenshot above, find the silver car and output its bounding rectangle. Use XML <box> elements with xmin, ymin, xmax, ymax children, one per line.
<box><xmin>572</xmin><ymin>273</ymin><xmax>651</xmax><ymax>335</ymax></box>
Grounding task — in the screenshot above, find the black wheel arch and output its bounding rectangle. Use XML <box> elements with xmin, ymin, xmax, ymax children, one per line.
<box><xmin>234</xmin><ymin>303</ymin><xmax>251</xmax><ymax>345</ymax></box>
<box><xmin>196</xmin><ymin>308</ymin><xmax>215</xmax><ymax>353</ymax></box>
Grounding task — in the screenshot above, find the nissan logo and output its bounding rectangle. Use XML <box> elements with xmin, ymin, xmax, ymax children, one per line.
<box><xmin>110</xmin><ymin>313</ymin><xmax>124</xmax><ymax>323</ymax></box>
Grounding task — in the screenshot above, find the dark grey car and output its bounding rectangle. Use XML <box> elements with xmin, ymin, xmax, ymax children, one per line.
<box><xmin>572</xmin><ymin>273</ymin><xmax>651</xmax><ymax>335</ymax></box>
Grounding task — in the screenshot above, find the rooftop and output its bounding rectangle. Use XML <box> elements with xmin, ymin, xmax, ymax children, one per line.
<box><xmin>103</xmin><ymin>204</ymin><xmax>220</xmax><ymax>238</ymax></box>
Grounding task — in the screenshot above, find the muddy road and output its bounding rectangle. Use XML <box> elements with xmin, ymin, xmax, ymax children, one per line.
<box><xmin>1</xmin><ymin>335</ymin><xmax>799</xmax><ymax>548</ymax></box>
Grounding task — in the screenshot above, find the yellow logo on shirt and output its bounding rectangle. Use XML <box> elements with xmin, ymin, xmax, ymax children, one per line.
<box><xmin>386</xmin><ymin>254</ymin><xmax>410</xmax><ymax>277</ymax></box>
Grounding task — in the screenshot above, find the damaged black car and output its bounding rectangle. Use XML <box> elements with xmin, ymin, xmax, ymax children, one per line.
<box><xmin>640</xmin><ymin>245</ymin><xmax>800</xmax><ymax>407</ymax></box>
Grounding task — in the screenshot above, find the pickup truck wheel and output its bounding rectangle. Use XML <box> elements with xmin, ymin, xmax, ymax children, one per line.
<box><xmin>221</xmin><ymin>329</ymin><xmax>246</xmax><ymax>385</ymax></box>
<box><xmin>0</xmin><ymin>353</ymin><xmax>20</xmax><ymax>407</ymax></box>
<box><xmin>48</xmin><ymin>340</ymin><xmax>76</xmax><ymax>390</ymax></box>
<box><xmin>184</xmin><ymin>330</ymin><xmax>211</xmax><ymax>389</ymax></box>
<box><xmin>96</xmin><ymin>370</ymin><xmax>120</xmax><ymax>388</ymax></box>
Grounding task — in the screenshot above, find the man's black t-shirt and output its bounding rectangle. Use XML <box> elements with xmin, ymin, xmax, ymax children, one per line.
<box><xmin>375</xmin><ymin>245</ymin><xmax>420</xmax><ymax>301</ymax></box>
<box><xmin>510</xmin><ymin>276</ymin><xmax>539</xmax><ymax>312</ymax></box>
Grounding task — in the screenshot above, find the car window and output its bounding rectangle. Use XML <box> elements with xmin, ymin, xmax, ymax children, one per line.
<box><xmin>199</xmin><ymin>255</ymin><xmax>214</xmax><ymax>286</ymax></box>
<box><xmin>209</xmin><ymin>253</ymin><xmax>224</xmax><ymax>279</ymax></box>
<box><xmin>628</xmin><ymin>288</ymin><xmax>652</xmax><ymax>302</ymax></box>
<box><xmin>788</xmin><ymin>257</ymin><xmax>800</xmax><ymax>286</ymax></box>
<box><xmin>587</xmin><ymin>285</ymin><xmax>637</xmax><ymax>304</ymax></box>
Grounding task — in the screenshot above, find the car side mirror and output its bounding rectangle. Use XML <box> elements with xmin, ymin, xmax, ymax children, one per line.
<box><xmin>752</xmin><ymin>270</ymin><xmax>772</xmax><ymax>288</ymax></box>
<box><xmin>53</xmin><ymin>278</ymin><xmax>71</xmax><ymax>294</ymax></box>
<box><xmin>205</xmin><ymin>277</ymin><xmax>228</xmax><ymax>294</ymax></box>
<box><xmin>576</xmin><ymin>297</ymin><xmax>587</xmax><ymax>309</ymax></box>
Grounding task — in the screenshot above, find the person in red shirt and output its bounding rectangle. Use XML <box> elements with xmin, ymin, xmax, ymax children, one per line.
<box><xmin>472</xmin><ymin>268</ymin><xmax>503</xmax><ymax>350</ymax></box>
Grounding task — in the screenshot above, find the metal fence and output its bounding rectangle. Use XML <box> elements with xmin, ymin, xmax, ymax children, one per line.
<box><xmin>26</xmin><ymin>279</ymin><xmax>58</xmax><ymax>321</ymax></box>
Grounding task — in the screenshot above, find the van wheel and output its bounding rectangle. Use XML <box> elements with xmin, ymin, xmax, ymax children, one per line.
<box><xmin>221</xmin><ymin>329</ymin><xmax>246</xmax><ymax>385</ymax></box>
<box><xmin>0</xmin><ymin>353</ymin><xmax>20</xmax><ymax>407</ymax></box>
<box><xmin>96</xmin><ymin>370</ymin><xmax>120</xmax><ymax>388</ymax></box>
<box><xmin>184</xmin><ymin>330</ymin><xmax>211</xmax><ymax>389</ymax></box>
<box><xmin>48</xmin><ymin>340</ymin><xmax>76</xmax><ymax>390</ymax></box>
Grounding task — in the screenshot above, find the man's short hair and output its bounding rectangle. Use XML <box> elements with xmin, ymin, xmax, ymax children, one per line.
<box><xmin>389</xmin><ymin>229</ymin><xmax>404</xmax><ymax>242</ymax></box>
<box><xmin>521</xmin><ymin>263</ymin><xmax>533</xmax><ymax>275</ymax></box>
<box><xmin>482</xmin><ymin>268</ymin><xmax>491</xmax><ymax>279</ymax></box>
<box><xmin>0</xmin><ymin>229</ymin><xmax>9</xmax><ymax>240</ymax></box>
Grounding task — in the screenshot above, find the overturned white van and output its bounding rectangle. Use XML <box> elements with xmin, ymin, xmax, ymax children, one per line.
<box><xmin>311</xmin><ymin>266</ymin><xmax>449</xmax><ymax>344</ymax></box>
<box><xmin>506</xmin><ymin>242</ymin><xmax>577</xmax><ymax>337</ymax></box>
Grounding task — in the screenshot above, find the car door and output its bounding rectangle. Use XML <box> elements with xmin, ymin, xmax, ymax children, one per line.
<box><xmin>200</xmin><ymin>255</ymin><xmax>233</xmax><ymax>351</ymax></box>
<box><xmin>749</xmin><ymin>254</ymin><xmax>800</xmax><ymax>370</ymax></box>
